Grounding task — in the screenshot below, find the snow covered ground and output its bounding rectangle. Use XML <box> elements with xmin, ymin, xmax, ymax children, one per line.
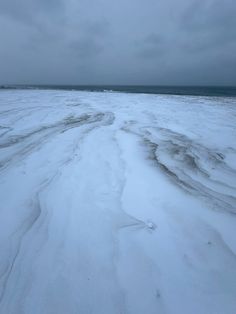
<box><xmin>0</xmin><ymin>89</ymin><xmax>236</xmax><ymax>314</ymax></box>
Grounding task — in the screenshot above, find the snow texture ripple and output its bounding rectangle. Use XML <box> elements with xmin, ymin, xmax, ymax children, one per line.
<box><xmin>0</xmin><ymin>90</ymin><xmax>236</xmax><ymax>314</ymax></box>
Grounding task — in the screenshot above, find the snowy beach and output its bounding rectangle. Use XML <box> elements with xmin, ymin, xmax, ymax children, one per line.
<box><xmin>0</xmin><ymin>89</ymin><xmax>236</xmax><ymax>314</ymax></box>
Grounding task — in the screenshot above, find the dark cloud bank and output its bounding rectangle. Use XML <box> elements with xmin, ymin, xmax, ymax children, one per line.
<box><xmin>0</xmin><ymin>0</ymin><xmax>236</xmax><ymax>85</ymax></box>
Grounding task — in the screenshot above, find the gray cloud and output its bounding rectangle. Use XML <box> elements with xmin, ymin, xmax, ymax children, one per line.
<box><xmin>0</xmin><ymin>0</ymin><xmax>236</xmax><ymax>85</ymax></box>
<box><xmin>70</xmin><ymin>38</ymin><xmax>103</xmax><ymax>59</ymax></box>
<box><xmin>135</xmin><ymin>34</ymin><xmax>166</xmax><ymax>59</ymax></box>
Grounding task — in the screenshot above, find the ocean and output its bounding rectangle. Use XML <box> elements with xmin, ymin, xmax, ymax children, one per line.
<box><xmin>1</xmin><ymin>85</ymin><xmax>236</xmax><ymax>97</ymax></box>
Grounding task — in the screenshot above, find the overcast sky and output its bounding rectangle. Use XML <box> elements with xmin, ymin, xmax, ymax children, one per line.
<box><xmin>0</xmin><ymin>0</ymin><xmax>236</xmax><ymax>85</ymax></box>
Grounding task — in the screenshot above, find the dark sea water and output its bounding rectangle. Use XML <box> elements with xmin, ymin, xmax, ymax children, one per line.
<box><xmin>1</xmin><ymin>85</ymin><xmax>236</xmax><ymax>97</ymax></box>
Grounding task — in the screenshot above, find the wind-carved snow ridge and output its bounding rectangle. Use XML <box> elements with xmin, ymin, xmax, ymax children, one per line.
<box><xmin>0</xmin><ymin>90</ymin><xmax>236</xmax><ymax>314</ymax></box>
<box><xmin>122</xmin><ymin>123</ymin><xmax>236</xmax><ymax>213</ymax></box>
<box><xmin>130</xmin><ymin>125</ymin><xmax>236</xmax><ymax>214</ymax></box>
<box><xmin>0</xmin><ymin>111</ymin><xmax>114</xmax><ymax>172</ymax></box>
